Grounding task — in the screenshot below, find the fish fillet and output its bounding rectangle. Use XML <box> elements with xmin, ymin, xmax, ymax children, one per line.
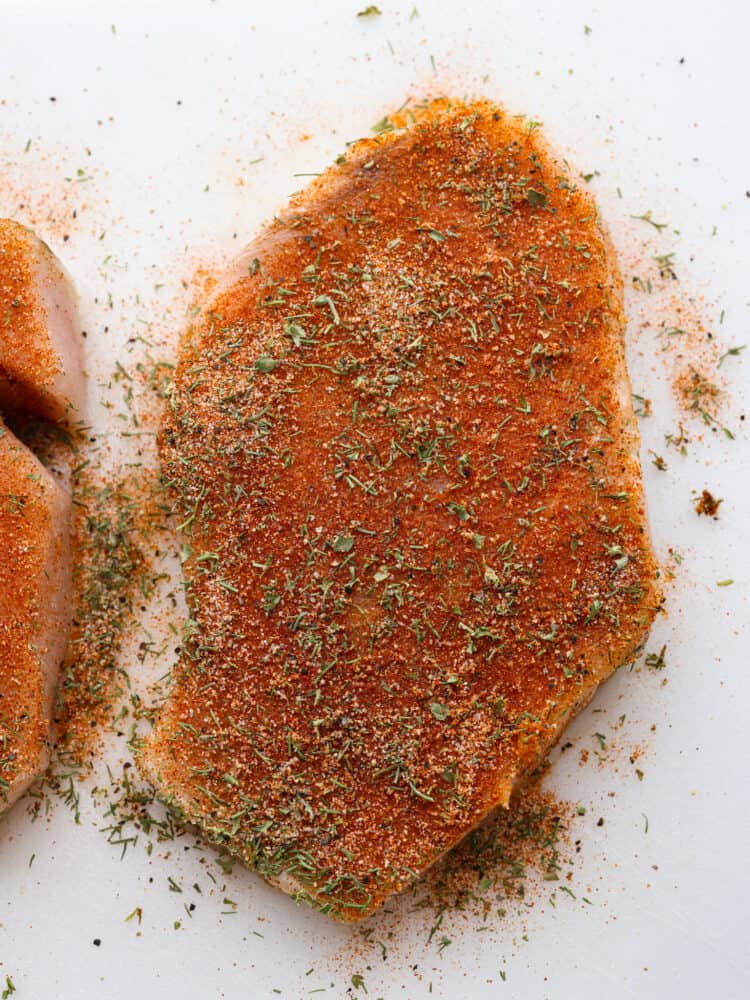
<box><xmin>0</xmin><ymin>423</ymin><xmax>71</xmax><ymax>807</ymax></box>
<box><xmin>143</xmin><ymin>101</ymin><xmax>661</xmax><ymax>919</ymax></box>
<box><xmin>0</xmin><ymin>220</ymin><xmax>83</xmax><ymax>812</ymax></box>
<box><xmin>0</xmin><ymin>218</ymin><xmax>85</xmax><ymax>425</ymax></box>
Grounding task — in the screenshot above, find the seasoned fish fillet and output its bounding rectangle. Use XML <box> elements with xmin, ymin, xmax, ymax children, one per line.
<box><xmin>143</xmin><ymin>101</ymin><xmax>660</xmax><ymax>919</ymax></box>
<box><xmin>0</xmin><ymin>421</ymin><xmax>71</xmax><ymax>807</ymax></box>
<box><xmin>0</xmin><ymin>219</ymin><xmax>85</xmax><ymax>425</ymax></box>
<box><xmin>0</xmin><ymin>220</ymin><xmax>82</xmax><ymax>812</ymax></box>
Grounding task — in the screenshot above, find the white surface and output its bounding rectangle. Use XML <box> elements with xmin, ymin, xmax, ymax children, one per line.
<box><xmin>1</xmin><ymin>1</ymin><xmax>749</xmax><ymax>998</ymax></box>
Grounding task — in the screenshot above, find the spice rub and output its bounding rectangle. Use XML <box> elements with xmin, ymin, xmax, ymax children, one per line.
<box><xmin>142</xmin><ymin>100</ymin><xmax>661</xmax><ymax>919</ymax></box>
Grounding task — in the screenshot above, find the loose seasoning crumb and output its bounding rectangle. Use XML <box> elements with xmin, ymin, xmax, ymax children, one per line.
<box><xmin>718</xmin><ymin>345</ymin><xmax>746</xmax><ymax>366</ymax></box>
<box><xmin>644</xmin><ymin>645</ymin><xmax>667</xmax><ymax>670</ymax></box>
<box><xmin>694</xmin><ymin>489</ymin><xmax>722</xmax><ymax>518</ymax></box>
<box><xmin>633</xmin><ymin>394</ymin><xmax>652</xmax><ymax>417</ymax></box>
<box><xmin>677</xmin><ymin>366</ymin><xmax>721</xmax><ymax>421</ymax></box>
<box><xmin>664</xmin><ymin>423</ymin><xmax>689</xmax><ymax>455</ymax></box>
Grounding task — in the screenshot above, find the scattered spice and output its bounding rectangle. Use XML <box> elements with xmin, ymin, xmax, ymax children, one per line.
<box><xmin>694</xmin><ymin>489</ymin><xmax>722</xmax><ymax>518</ymax></box>
<box><xmin>718</xmin><ymin>345</ymin><xmax>745</xmax><ymax>367</ymax></box>
<box><xmin>677</xmin><ymin>366</ymin><xmax>722</xmax><ymax>425</ymax></box>
<box><xmin>644</xmin><ymin>645</ymin><xmax>667</xmax><ymax>670</ymax></box>
<box><xmin>54</xmin><ymin>465</ymin><xmax>158</xmax><ymax>760</ymax></box>
<box><xmin>664</xmin><ymin>423</ymin><xmax>689</xmax><ymax>455</ymax></box>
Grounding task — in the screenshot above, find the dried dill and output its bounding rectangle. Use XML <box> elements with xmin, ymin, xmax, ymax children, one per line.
<box><xmin>55</xmin><ymin>466</ymin><xmax>159</xmax><ymax>759</ymax></box>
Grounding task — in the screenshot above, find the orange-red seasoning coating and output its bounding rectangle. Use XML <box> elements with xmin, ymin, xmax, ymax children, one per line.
<box><xmin>143</xmin><ymin>101</ymin><xmax>660</xmax><ymax>919</ymax></box>
<box><xmin>0</xmin><ymin>423</ymin><xmax>69</xmax><ymax>804</ymax></box>
<box><xmin>0</xmin><ymin>219</ymin><xmax>58</xmax><ymax>408</ymax></box>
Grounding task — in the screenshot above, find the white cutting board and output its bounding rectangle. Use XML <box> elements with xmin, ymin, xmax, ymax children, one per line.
<box><xmin>1</xmin><ymin>2</ymin><xmax>748</xmax><ymax>998</ymax></box>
